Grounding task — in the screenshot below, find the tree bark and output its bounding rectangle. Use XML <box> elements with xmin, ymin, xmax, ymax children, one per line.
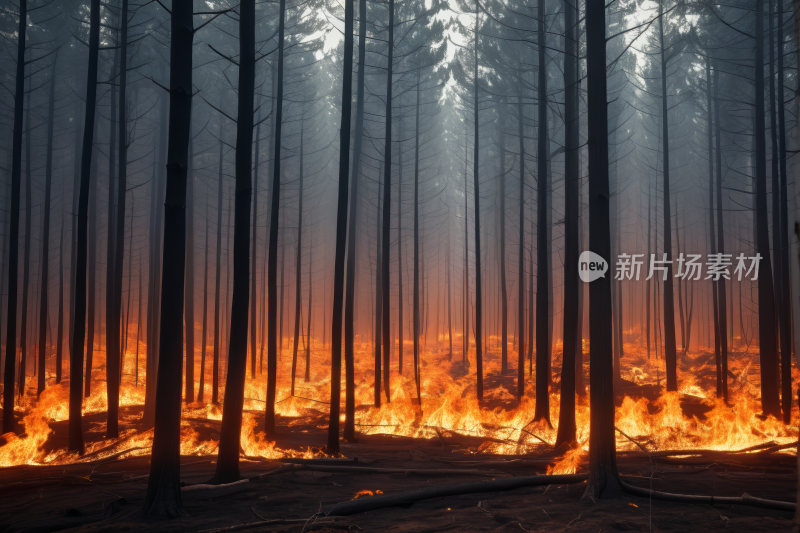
<box><xmin>185</xmin><ymin>136</ymin><xmax>195</xmax><ymax>403</ymax></box>
<box><xmin>556</xmin><ymin>0</ymin><xmax>579</xmax><ymax>446</ymax></box>
<box><xmin>213</xmin><ymin>122</ymin><xmax>225</xmax><ymax>406</ymax></box>
<box><xmin>213</xmin><ymin>0</ymin><xmax>255</xmax><ymax>485</ymax></box>
<box><xmin>327</xmin><ymin>0</ymin><xmax>355</xmax><ymax>453</ymax></box>
<box><xmin>658</xmin><ymin>0</ymin><xmax>678</xmax><ymax>392</ymax></box>
<box><xmin>291</xmin><ymin>120</ymin><xmax>305</xmax><ymax>397</ymax></box>
<box><xmin>776</xmin><ymin>0</ymin><xmax>792</xmax><ymax>424</ymax></box>
<box><xmin>199</xmin><ymin>196</ymin><xmax>210</xmax><ymax>401</ymax></box>
<box><xmin>713</xmin><ymin>67</ymin><xmax>728</xmax><ymax>402</ymax></box>
<box><xmin>413</xmin><ymin>71</ymin><xmax>422</xmax><ymax>405</ymax></box>
<box><xmin>753</xmin><ymin>0</ymin><xmax>781</xmax><ymax>417</ymax></box>
<box><xmin>533</xmin><ymin>0</ymin><xmax>550</xmax><ymax>422</ymax></box>
<box><xmin>583</xmin><ymin>0</ymin><xmax>622</xmax><ymax>500</ymax></box>
<box><xmin>375</xmin><ymin>164</ymin><xmax>383</xmax><ymax>405</ymax></box>
<box><xmin>473</xmin><ymin>2</ymin><xmax>484</xmax><ymax>401</ymax></box>
<box><xmin>37</xmin><ymin>53</ymin><xmax>58</xmax><ymax>396</ymax></box>
<box><xmin>142</xmin><ymin>0</ymin><xmax>193</xmax><ymax>515</ymax></box>
<box><xmin>382</xmin><ymin>0</ymin><xmax>395</xmax><ymax>400</ymax></box>
<box><xmin>265</xmin><ymin>0</ymin><xmax>288</xmax><ymax>439</ymax></box>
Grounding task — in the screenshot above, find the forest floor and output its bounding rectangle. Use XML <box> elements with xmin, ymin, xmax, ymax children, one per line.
<box><xmin>0</xmin><ymin>404</ymin><xmax>796</xmax><ymax>533</ymax></box>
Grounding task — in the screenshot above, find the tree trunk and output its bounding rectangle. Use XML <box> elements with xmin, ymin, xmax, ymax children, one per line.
<box><xmin>212</xmin><ymin>0</ymin><xmax>255</xmax><ymax>485</ymax></box>
<box><xmin>753</xmin><ymin>0</ymin><xmax>780</xmax><ymax>417</ymax></box>
<box><xmin>37</xmin><ymin>53</ymin><xmax>58</xmax><ymax>396</ymax></box>
<box><xmin>713</xmin><ymin>67</ymin><xmax>728</xmax><ymax>402</ymax></box>
<box><xmin>382</xmin><ymin>0</ymin><xmax>395</xmax><ymax>400</ymax></box>
<box><xmin>184</xmin><ymin>135</ymin><xmax>195</xmax><ymax>403</ymax></box>
<box><xmin>143</xmin><ymin>80</ymin><xmax>168</xmax><ymax>428</ymax></box>
<box><xmin>583</xmin><ymin>0</ymin><xmax>621</xmax><ymax>500</ymax></box>
<box><xmin>499</xmin><ymin>101</ymin><xmax>508</xmax><ymax>375</ymax></box>
<box><xmin>375</xmin><ymin>164</ymin><xmax>383</xmax><ymax>405</ymax></box>
<box><xmin>291</xmin><ymin>120</ymin><xmax>305</xmax><ymax>397</ymax></box>
<box><xmin>199</xmin><ymin>196</ymin><xmax>210</xmax><ymax>401</ymax></box>
<box><xmin>327</xmin><ymin>0</ymin><xmax>355</xmax><ymax>453</ymax></box>
<box><xmin>109</xmin><ymin>0</ymin><xmax>130</xmax><ymax>436</ymax></box>
<box><xmin>556</xmin><ymin>0</ymin><xmax>579</xmax><ymax>446</ymax></box>
<box><xmin>142</xmin><ymin>0</ymin><xmax>193</xmax><ymax>515</ymax></box>
<box><xmin>265</xmin><ymin>0</ymin><xmax>288</xmax><ymax>439</ymax></box>
<box><xmin>67</xmin><ymin>0</ymin><xmax>101</xmax><ymax>452</ymax></box>
<box><xmin>56</xmin><ymin>211</ymin><xmax>64</xmax><ymax>384</ymax></box>
<box><xmin>343</xmin><ymin>108</ymin><xmax>360</xmax><ymax>442</ymax></box>
<box><xmin>305</xmin><ymin>235</ymin><xmax>312</xmax><ymax>382</ymax></box>
<box><xmin>473</xmin><ymin>2</ymin><xmax>483</xmax><ymax>401</ymax></box>
<box><xmin>85</xmin><ymin>113</ymin><xmax>98</xmax><ymax>398</ymax></box>
<box><xmin>776</xmin><ymin>0</ymin><xmax>792</xmax><ymax>424</ymax></box>
<box><xmin>463</xmin><ymin>125</ymin><xmax>469</xmax><ymax>364</ymax></box>
<box><xmin>658</xmin><ymin>1</ymin><xmax>678</xmax><ymax>392</ymax></box>
<box><xmin>533</xmin><ymin>0</ymin><xmax>549</xmax><ymax>422</ymax></box>
<box><xmin>250</xmin><ymin>98</ymin><xmax>260</xmax><ymax>381</ymax></box>
<box><xmin>516</xmin><ymin>65</ymin><xmax>525</xmax><ymax>398</ymax></box>
<box><xmin>213</xmin><ymin>128</ymin><xmax>225</xmax><ymax>405</ymax></box>
<box><xmin>20</xmin><ymin>89</ymin><xmax>33</xmax><ymax>398</ymax></box>
<box><xmin>413</xmin><ymin>71</ymin><xmax>422</xmax><ymax>405</ymax></box>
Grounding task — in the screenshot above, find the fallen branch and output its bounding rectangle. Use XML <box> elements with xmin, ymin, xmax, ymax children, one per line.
<box><xmin>197</xmin><ymin>516</ymin><xmax>350</xmax><ymax>533</ymax></box>
<box><xmin>299</xmin><ymin>465</ymin><xmax>511</xmax><ymax>477</ymax></box>
<box><xmin>182</xmin><ymin>479</ymin><xmax>253</xmax><ymax>499</ymax></box>
<box><xmin>619</xmin><ymin>479</ymin><xmax>796</xmax><ymax>512</ymax></box>
<box><xmin>278</xmin><ymin>457</ymin><xmax>368</xmax><ymax>466</ymax></box>
<box><xmin>326</xmin><ymin>474</ymin><xmax>589</xmax><ymax>515</ymax></box>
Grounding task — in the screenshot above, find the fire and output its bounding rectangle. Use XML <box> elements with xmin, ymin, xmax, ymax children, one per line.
<box><xmin>0</xmin><ymin>334</ymin><xmax>797</xmax><ymax>471</ymax></box>
<box><xmin>352</xmin><ymin>489</ymin><xmax>383</xmax><ymax>499</ymax></box>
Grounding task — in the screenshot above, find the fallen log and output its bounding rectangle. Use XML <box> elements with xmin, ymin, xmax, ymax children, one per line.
<box><xmin>198</xmin><ymin>516</ymin><xmax>351</xmax><ymax>533</ymax></box>
<box><xmin>620</xmin><ymin>479</ymin><xmax>796</xmax><ymax>512</ymax></box>
<box><xmin>298</xmin><ymin>465</ymin><xmax>511</xmax><ymax>477</ymax></box>
<box><xmin>278</xmin><ymin>457</ymin><xmax>369</xmax><ymax>466</ymax></box>
<box><xmin>326</xmin><ymin>474</ymin><xmax>589</xmax><ymax>515</ymax></box>
<box><xmin>182</xmin><ymin>479</ymin><xmax>254</xmax><ymax>499</ymax></box>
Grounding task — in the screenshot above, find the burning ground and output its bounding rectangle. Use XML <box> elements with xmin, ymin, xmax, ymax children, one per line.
<box><xmin>0</xmin><ymin>337</ymin><xmax>797</xmax><ymax>531</ymax></box>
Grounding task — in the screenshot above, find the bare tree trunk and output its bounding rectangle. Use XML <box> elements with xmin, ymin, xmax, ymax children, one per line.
<box><xmin>292</xmin><ymin>120</ymin><xmax>305</xmax><ymax>397</ymax></box>
<box><xmin>85</xmin><ymin>115</ymin><xmax>98</xmax><ymax>399</ymax></box>
<box><xmin>533</xmin><ymin>0</ymin><xmax>549</xmax><ymax>422</ymax></box>
<box><xmin>556</xmin><ymin>0</ymin><xmax>579</xmax><ymax>445</ymax></box>
<box><xmin>250</xmin><ymin>97</ymin><xmax>261</xmax><ymax>381</ymax></box>
<box><xmin>67</xmin><ymin>0</ymin><xmax>101</xmax><ymax>451</ymax></box>
<box><xmin>413</xmin><ymin>71</ymin><xmax>422</xmax><ymax>405</ymax></box>
<box><xmin>56</xmin><ymin>211</ymin><xmax>64</xmax><ymax>384</ymax></box>
<box><xmin>753</xmin><ymin>0</ymin><xmax>780</xmax><ymax>417</ymax></box>
<box><xmin>212</xmin><ymin>128</ymin><xmax>225</xmax><ymax>405</ymax></box>
<box><xmin>142</xmin><ymin>0</ymin><xmax>193</xmax><ymax>514</ymax></box>
<box><xmin>199</xmin><ymin>196</ymin><xmax>210</xmax><ymax>401</ymax></box>
<box><xmin>382</xmin><ymin>0</ymin><xmax>395</xmax><ymax>400</ymax></box>
<box><xmin>375</xmin><ymin>165</ymin><xmax>383</xmax><ymax>405</ymax></box>
<box><xmin>305</xmin><ymin>236</ymin><xmax>312</xmax><ymax>382</ymax></box>
<box><xmin>461</xmin><ymin>128</ymin><xmax>468</xmax><ymax>366</ymax></box>
<box><xmin>473</xmin><ymin>2</ymin><xmax>484</xmax><ymax>400</ymax></box>
<box><xmin>37</xmin><ymin>53</ymin><xmax>58</xmax><ymax>396</ymax></box>
<box><xmin>327</xmin><ymin>0</ymin><xmax>355</xmax><ymax>453</ymax></box>
<box><xmin>184</xmin><ymin>136</ymin><xmax>195</xmax><ymax>403</ymax></box>
<box><xmin>265</xmin><ymin>0</ymin><xmax>288</xmax><ymax>439</ymax></box>
<box><xmin>658</xmin><ymin>1</ymin><xmax>678</xmax><ymax>392</ymax></box>
<box><xmin>143</xmin><ymin>81</ymin><xmax>168</xmax><ymax>428</ymax></box>
<box><xmin>776</xmin><ymin>0</ymin><xmax>792</xmax><ymax>424</ymax></box>
<box><xmin>516</xmin><ymin>65</ymin><xmax>525</xmax><ymax>398</ymax></box>
<box><xmin>498</xmin><ymin>101</ymin><xmax>508</xmax><ymax>375</ymax></box>
<box><xmin>213</xmin><ymin>0</ymin><xmax>256</xmax><ymax>484</ymax></box>
<box><xmin>20</xmin><ymin>90</ymin><xmax>33</xmax><ymax>398</ymax></box>
<box><xmin>583</xmin><ymin>0</ymin><xmax>621</xmax><ymax>500</ymax></box>
<box><xmin>108</xmin><ymin>0</ymin><xmax>130</xmax><ymax>436</ymax></box>
<box><xmin>712</xmin><ymin>67</ymin><xmax>729</xmax><ymax>402</ymax></box>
